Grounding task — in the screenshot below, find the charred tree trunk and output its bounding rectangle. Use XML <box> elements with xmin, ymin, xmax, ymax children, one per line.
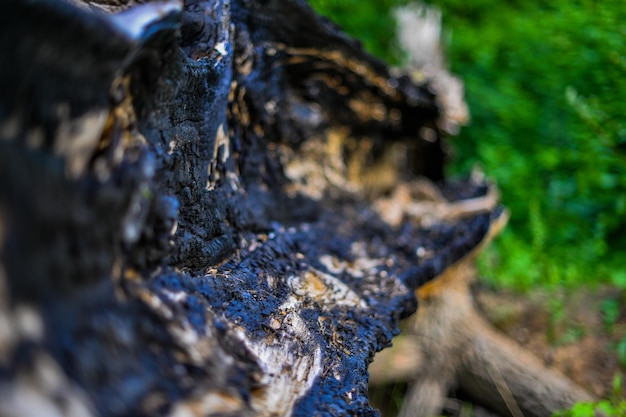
<box><xmin>0</xmin><ymin>1</ymin><xmax>495</xmax><ymax>416</ymax></box>
<box><xmin>0</xmin><ymin>1</ymin><xmax>594</xmax><ymax>417</ymax></box>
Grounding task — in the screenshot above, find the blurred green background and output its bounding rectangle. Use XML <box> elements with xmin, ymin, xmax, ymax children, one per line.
<box><xmin>310</xmin><ymin>0</ymin><xmax>626</xmax><ymax>294</ymax></box>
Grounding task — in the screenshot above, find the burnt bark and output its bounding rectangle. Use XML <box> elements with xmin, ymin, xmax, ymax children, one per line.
<box><xmin>369</xmin><ymin>212</ymin><xmax>594</xmax><ymax>417</ymax></box>
<box><xmin>0</xmin><ymin>0</ymin><xmax>498</xmax><ymax>416</ymax></box>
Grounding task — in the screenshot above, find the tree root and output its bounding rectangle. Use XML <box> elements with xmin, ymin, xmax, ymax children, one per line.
<box><xmin>370</xmin><ymin>211</ymin><xmax>594</xmax><ymax>417</ymax></box>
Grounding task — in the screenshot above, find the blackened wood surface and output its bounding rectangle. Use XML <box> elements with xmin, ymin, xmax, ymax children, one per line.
<box><xmin>0</xmin><ymin>0</ymin><xmax>497</xmax><ymax>416</ymax></box>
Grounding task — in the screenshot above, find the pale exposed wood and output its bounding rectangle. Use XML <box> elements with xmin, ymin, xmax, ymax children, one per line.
<box><xmin>370</xmin><ymin>210</ymin><xmax>594</xmax><ymax>417</ymax></box>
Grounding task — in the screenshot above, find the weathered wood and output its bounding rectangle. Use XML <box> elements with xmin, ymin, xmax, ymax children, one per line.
<box><xmin>0</xmin><ymin>0</ymin><xmax>499</xmax><ymax>416</ymax></box>
<box><xmin>369</xmin><ymin>210</ymin><xmax>594</xmax><ymax>417</ymax></box>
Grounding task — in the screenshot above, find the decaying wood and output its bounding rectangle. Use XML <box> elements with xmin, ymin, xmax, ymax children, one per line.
<box><xmin>369</xmin><ymin>209</ymin><xmax>595</xmax><ymax>417</ymax></box>
<box><xmin>0</xmin><ymin>1</ymin><xmax>595</xmax><ymax>416</ymax></box>
<box><xmin>0</xmin><ymin>0</ymin><xmax>499</xmax><ymax>416</ymax></box>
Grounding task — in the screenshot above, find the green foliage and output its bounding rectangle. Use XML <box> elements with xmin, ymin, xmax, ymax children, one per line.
<box><xmin>603</xmin><ymin>299</ymin><xmax>621</xmax><ymax>333</ymax></box>
<box><xmin>309</xmin><ymin>0</ymin><xmax>626</xmax><ymax>292</ymax></box>
<box><xmin>308</xmin><ymin>0</ymin><xmax>409</xmax><ymax>64</ymax></box>
<box><xmin>554</xmin><ymin>375</ymin><xmax>626</xmax><ymax>417</ymax></box>
<box><xmin>617</xmin><ymin>337</ymin><xmax>626</xmax><ymax>369</ymax></box>
<box><xmin>554</xmin><ymin>400</ymin><xmax>626</xmax><ymax>417</ymax></box>
<box><xmin>434</xmin><ymin>0</ymin><xmax>626</xmax><ymax>292</ymax></box>
<box><xmin>600</xmin><ymin>296</ymin><xmax>626</xmax><ymax>369</ymax></box>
